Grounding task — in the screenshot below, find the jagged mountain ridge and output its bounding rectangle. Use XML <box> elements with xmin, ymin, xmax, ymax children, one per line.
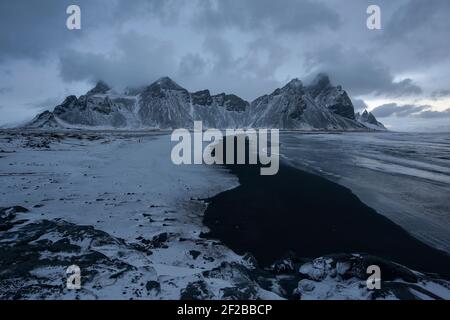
<box><xmin>356</xmin><ymin>110</ymin><xmax>386</xmax><ymax>130</ymax></box>
<box><xmin>26</xmin><ymin>75</ymin><xmax>385</xmax><ymax>131</ymax></box>
<box><xmin>247</xmin><ymin>75</ymin><xmax>371</xmax><ymax>130</ymax></box>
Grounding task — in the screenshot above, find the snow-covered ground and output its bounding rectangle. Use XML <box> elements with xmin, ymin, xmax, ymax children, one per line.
<box><xmin>281</xmin><ymin>131</ymin><xmax>450</xmax><ymax>254</ymax></box>
<box><xmin>1</xmin><ymin>130</ymin><xmax>449</xmax><ymax>300</ymax></box>
<box><xmin>0</xmin><ymin>131</ymin><xmax>280</xmax><ymax>299</ymax></box>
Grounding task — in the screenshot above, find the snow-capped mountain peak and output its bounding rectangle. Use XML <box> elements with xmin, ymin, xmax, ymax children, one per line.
<box><xmin>282</xmin><ymin>78</ymin><xmax>303</xmax><ymax>91</ymax></box>
<box><xmin>150</xmin><ymin>77</ymin><xmax>185</xmax><ymax>91</ymax></box>
<box><xmin>86</xmin><ymin>81</ymin><xmax>111</xmax><ymax>96</ymax></box>
<box><xmin>25</xmin><ymin>74</ymin><xmax>386</xmax><ymax>131</ymax></box>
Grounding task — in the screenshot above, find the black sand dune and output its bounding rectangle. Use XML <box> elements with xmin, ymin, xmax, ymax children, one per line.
<box><xmin>202</xmin><ymin>142</ymin><xmax>450</xmax><ymax>279</ymax></box>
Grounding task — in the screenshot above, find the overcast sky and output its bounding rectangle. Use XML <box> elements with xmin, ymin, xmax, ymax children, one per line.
<box><xmin>0</xmin><ymin>0</ymin><xmax>449</xmax><ymax>131</ymax></box>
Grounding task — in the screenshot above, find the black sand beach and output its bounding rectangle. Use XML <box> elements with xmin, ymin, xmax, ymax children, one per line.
<box><xmin>202</xmin><ymin>143</ymin><xmax>450</xmax><ymax>279</ymax></box>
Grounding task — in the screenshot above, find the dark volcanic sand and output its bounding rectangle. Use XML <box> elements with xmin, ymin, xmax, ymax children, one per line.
<box><xmin>202</xmin><ymin>155</ymin><xmax>450</xmax><ymax>279</ymax></box>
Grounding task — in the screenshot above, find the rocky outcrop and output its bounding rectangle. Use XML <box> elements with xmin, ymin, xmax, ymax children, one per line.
<box><xmin>356</xmin><ymin>110</ymin><xmax>386</xmax><ymax>130</ymax></box>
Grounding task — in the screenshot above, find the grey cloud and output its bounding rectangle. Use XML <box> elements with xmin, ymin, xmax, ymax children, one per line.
<box><xmin>305</xmin><ymin>46</ymin><xmax>422</xmax><ymax>97</ymax></box>
<box><xmin>1</xmin><ymin>69</ymin><xmax>12</xmax><ymax>76</ymax></box>
<box><xmin>431</xmin><ymin>89</ymin><xmax>450</xmax><ymax>100</ymax></box>
<box><xmin>178</xmin><ymin>54</ymin><xmax>207</xmax><ymax>77</ymax></box>
<box><xmin>0</xmin><ymin>0</ymin><xmax>177</xmax><ymax>61</ymax></box>
<box><xmin>59</xmin><ymin>32</ymin><xmax>176</xmax><ymax>89</ymax></box>
<box><xmin>1</xmin><ymin>0</ymin><xmax>450</xmax><ymax>130</ymax></box>
<box><xmin>0</xmin><ymin>87</ymin><xmax>12</xmax><ymax>94</ymax></box>
<box><xmin>385</xmin><ymin>0</ymin><xmax>450</xmax><ymax>39</ymax></box>
<box><xmin>25</xmin><ymin>97</ymin><xmax>63</xmax><ymax>112</ymax></box>
<box><xmin>0</xmin><ymin>0</ymin><xmax>66</xmax><ymax>60</ymax></box>
<box><xmin>417</xmin><ymin>109</ymin><xmax>450</xmax><ymax>119</ymax></box>
<box><xmin>201</xmin><ymin>36</ymin><xmax>289</xmax><ymax>81</ymax></box>
<box><xmin>384</xmin><ymin>0</ymin><xmax>444</xmax><ymax>38</ymax></box>
<box><xmin>189</xmin><ymin>35</ymin><xmax>288</xmax><ymax>99</ymax></box>
<box><xmin>238</xmin><ymin>38</ymin><xmax>290</xmax><ymax>79</ymax></box>
<box><xmin>114</xmin><ymin>0</ymin><xmax>185</xmax><ymax>26</ymax></box>
<box><xmin>390</xmin><ymin>79</ymin><xmax>422</xmax><ymax>96</ymax></box>
<box><xmin>371</xmin><ymin>103</ymin><xmax>430</xmax><ymax>118</ymax></box>
<box><xmin>203</xmin><ymin>36</ymin><xmax>234</xmax><ymax>71</ymax></box>
<box><xmin>59</xmin><ymin>31</ymin><xmax>285</xmax><ymax>100</ymax></box>
<box><xmin>0</xmin><ymin>0</ymin><xmax>107</xmax><ymax>61</ymax></box>
<box><xmin>383</xmin><ymin>0</ymin><xmax>450</xmax><ymax>64</ymax></box>
<box><xmin>351</xmin><ymin>99</ymin><xmax>368</xmax><ymax>111</ymax></box>
<box><xmin>193</xmin><ymin>0</ymin><xmax>340</xmax><ymax>34</ymax></box>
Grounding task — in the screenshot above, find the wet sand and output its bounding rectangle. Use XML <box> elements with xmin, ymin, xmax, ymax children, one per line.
<box><xmin>202</xmin><ymin>155</ymin><xmax>450</xmax><ymax>279</ymax></box>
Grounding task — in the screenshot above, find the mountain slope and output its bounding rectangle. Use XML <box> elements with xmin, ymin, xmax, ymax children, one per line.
<box><xmin>247</xmin><ymin>76</ymin><xmax>368</xmax><ymax>130</ymax></box>
<box><xmin>25</xmin><ymin>75</ymin><xmax>385</xmax><ymax>131</ymax></box>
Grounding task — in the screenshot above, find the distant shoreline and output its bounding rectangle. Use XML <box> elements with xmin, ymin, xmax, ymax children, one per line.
<box><xmin>1</xmin><ymin>127</ymin><xmax>387</xmax><ymax>134</ymax></box>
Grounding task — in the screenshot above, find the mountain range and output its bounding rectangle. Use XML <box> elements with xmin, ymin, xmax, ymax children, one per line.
<box><xmin>26</xmin><ymin>74</ymin><xmax>385</xmax><ymax>131</ymax></box>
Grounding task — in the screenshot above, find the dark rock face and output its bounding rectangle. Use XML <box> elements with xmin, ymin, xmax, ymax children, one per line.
<box><xmin>0</xmin><ymin>206</ymin><xmax>29</xmax><ymax>231</ymax></box>
<box><xmin>191</xmin><ymin>90</ymin><xmax>249</xmax><ymax>112</ymax></box>
<box><xmin>288</xmin><ymin>99</ymin><xmax>307</xmax><ymax>120</ymax></box>
<box><xmin>189</xmin><ymin>250</ymin><xmax>201</xmax><ymax>260</ymax></box>
<box><xmin>326</xmin><ymin>91</ymin><xmax>355</xmax><ymax>120</ymax></box>
<box><xmin>180</xmin><ymin>280</ymin><xmax>214</xmax><ymax>300</ymax></box>
<box><xmin>213</xmin><ymin>93</ymin><xmax>249</xmax><ymax>112</ymax></box>
<box><xmin>146</xmin><ymin>281</ymin><xmax>161</xmax><ymax>293</ymax></box>
<box><xmin>192</xmin><ymin>90</ymin><xmax>213</xmax><ymax>106</ymax></box>
<box><xmin>221</xmin><ymin>283</ymin><xmax>258</xmax><ymax>300</ymax></box>
<box><xmin>359</xmin><ymin>110</ymin><xmax>381</xmax><ymax>126</ymax></box>
<box><xmin>367</xmin><ymin>112</ymin><xmax>379</xmax><ymax>125</ymax></box>
<box><xmin>307</xmin><ymin>74</ymin><xmax>356</xmax><ymax>120</ymax></box>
